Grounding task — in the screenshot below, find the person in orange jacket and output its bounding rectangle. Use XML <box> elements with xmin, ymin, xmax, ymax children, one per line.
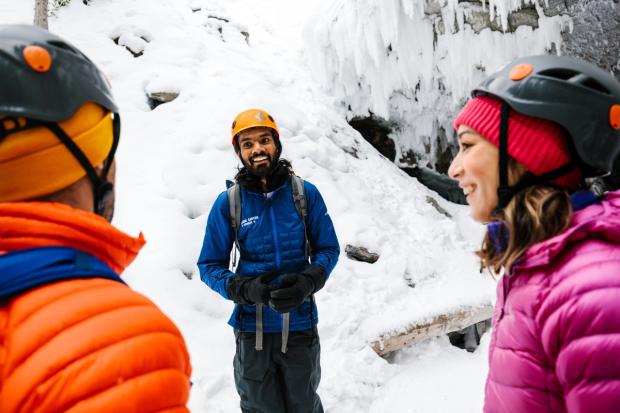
<box><xmin>0</xmin><ymin>25</ymin><xmax>191</xmax><ymax>412</ymax></box>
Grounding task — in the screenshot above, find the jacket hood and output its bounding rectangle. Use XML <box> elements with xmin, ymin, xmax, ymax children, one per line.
<box><xmin>517</xmin><ymin>190</ymin><xmax>620</xmax><ymax>270</ymax></box>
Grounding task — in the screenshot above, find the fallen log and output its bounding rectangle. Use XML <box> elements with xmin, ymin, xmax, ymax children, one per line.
<box><xmin>371</xmin><ymin>304</ymin><xmax>494</xmax><ymax>356</ymax></box>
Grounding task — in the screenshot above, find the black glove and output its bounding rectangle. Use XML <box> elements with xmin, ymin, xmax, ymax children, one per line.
<box><xmin>268</xmin><ymin>265</ymin><xmax>326</xmax><ymax>313</ymax></box>
<box><xmin>226</xmin><ymin>271</ymin><xmax>279</xmax><ymax>305</ymax></box>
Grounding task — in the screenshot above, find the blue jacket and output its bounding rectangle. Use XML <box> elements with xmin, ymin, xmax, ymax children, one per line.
<box><xmin>198</xmin><ymin>178</ymin><xmax>340</xmax><ymax>332</ymax></box>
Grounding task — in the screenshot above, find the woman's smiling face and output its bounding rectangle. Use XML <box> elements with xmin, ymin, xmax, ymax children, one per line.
<box><xmin>448</xmin><ymin>125</ymin><xmax>500</xmax><ymax>223</ymax></box>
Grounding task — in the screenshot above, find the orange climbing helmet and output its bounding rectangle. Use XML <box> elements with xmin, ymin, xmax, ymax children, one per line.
<box><xmin>231</xmin><ymin>109</ymin><xmax>279</xmax><ymax>146</ymax></box>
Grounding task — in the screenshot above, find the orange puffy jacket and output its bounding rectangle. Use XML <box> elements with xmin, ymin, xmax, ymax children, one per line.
<box><xmin>0</xmin><ymin>203</ymin><xmax>192</xmax><ymax>412</ymax></box>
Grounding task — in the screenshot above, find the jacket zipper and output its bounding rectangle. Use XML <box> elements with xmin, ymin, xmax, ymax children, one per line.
<box><xmin>269</xmin><ymin>205</ymin><xmax>281</xmax><ymax>269</ymax></box>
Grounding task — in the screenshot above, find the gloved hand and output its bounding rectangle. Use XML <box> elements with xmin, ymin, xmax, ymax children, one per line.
<box><xmin>226</xmin><ymin>271</ymin><xmax>279</xmax><ymax>305</ymax></box>
<box><xmin>268</xmin><ymin>265</ymin><xmax>326</xmax><ymax>313</ymax></box>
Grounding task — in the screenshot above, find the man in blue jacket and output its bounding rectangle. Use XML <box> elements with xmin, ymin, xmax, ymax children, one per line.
<box><xmin>198</xmin><ymin>109</ymin><xmax>340</xmax><ymax>413</ymax></box>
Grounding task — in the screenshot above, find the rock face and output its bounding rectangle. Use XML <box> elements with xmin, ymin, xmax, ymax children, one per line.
<box><xmin>309</xmin><ymin>0</ymin><xmax>620</xmax><ymax>175</ymax></box>
<box><xmin>435</xmin><ymin>1</ymin><xmax>540</xmax><ymax>34</ymax></box>
<box><xmin>348</xmin><ymin>116</ymin><xmax>396</xmax><ymax>162</ymax></box>
<box><xmin>426</xmin><ymin>0</ymin><xmax>620</xmax><ymax>169</ymax></box>
<box><xmin>428</xmin><ymin>0</ymin><xmax>619</xmax><ymax>76</ymax></box>
<box><xmin>561</xmin><ymin>0</ymin><xmax>620</xmax><ymax>83</ymax></box>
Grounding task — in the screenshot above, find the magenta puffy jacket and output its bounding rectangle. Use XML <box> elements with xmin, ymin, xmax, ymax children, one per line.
<box><xmin>484</xmin><ymin>190</ymin><xmax>620</xmax><ymax>413</ymax></box>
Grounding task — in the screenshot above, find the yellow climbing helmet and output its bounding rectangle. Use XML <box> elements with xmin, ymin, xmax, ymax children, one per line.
<box><xmin>231</xmin><ymin>109</ymin><xmax>279</xmax><ymax>145</ymax></box>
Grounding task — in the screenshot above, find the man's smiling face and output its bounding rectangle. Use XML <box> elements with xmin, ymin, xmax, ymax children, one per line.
<box><xmin>236</xmin><ymin>127</ymin><xmax>278</xmax><ymax>176</ymax></box>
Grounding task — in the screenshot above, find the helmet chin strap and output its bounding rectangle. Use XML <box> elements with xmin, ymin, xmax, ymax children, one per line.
<box><xmin>497</xmin><ymin>102</ymin><xmax>513</xmax><ymax>209</ymax></box>
<box><xmin>496</xmin><ymin>101</ymin><xmax>579</xmax><ymax>211</ymax></box>
<box><xmin>44</xmin><ymin>113</ymin><xmax>120</xmax><ymax>220</ymax></box>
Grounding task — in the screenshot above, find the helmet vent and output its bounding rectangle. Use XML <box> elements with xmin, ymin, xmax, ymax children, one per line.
<box><xmin>580</xmin><ymin>77</ymin><xmax>610</xmax><ymax>95</ymax></box>
<box><xmin>539</xmin><ymin>68</ymin><xmax>580</xmax><ymax>80</ymax></box>
<box><xmin>47</xmin><ymin>40</ymin><xmax>80</xmax><ymax>56</ymax></box>
<box><xmin>539</xmin><ymin>68</ymin><xmax>610</xmax><ymax>95</ymax></box>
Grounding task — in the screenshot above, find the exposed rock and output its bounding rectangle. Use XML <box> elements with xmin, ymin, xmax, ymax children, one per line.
<box><xmin>434</xmin><ymin>16</ymin><xmax>446</xmax><ymax>36</ymax></box>
<box><xmin>541</xmin><ymin>0</ymin><xmax>569</xmax><ymax>17</ymax></box>
<box><xmin>147</xmin><ymin>91</ymin><xmax>180</xmax><ymax>109</ymax></box>
<box><xmin>434</xmin><ymin>127</ymin><xmax>454</xmax><ymax>174</ymax></box>
<box><xmin>424</xmin><ymin>0</ymin><xmax>442</xmax><ymax>15</ymax></box>
<box><xmin>561</xmin><ymin>0</ymin><xmax>620</xmax><ymax>82</ymax></box>
<box><xmin>457</xmin><ymin>3</ymin><xmax>539</xmax><ymax>33</ymax></box>
<box><xmin>462</xmin><ymin>4</ymin><xmax>504</xmax><ymax>33</ymax></box>
<box><xmin>398</xmin><ymin>150</ymin><xmax>419</xmax><ymax>168</ymax></box>
<box><xmin>345</xmin><ymin>245</ymin><xmax>380</xmax><ymax>264</ymax></box>
<box><xmin>508</xmin><ymin>7</ymin><xmax>539</xmax><ymax>30</ymax></box>
<box><xmin>425</xmin><ymin>195</ymin><xmax>452</xmax><ymax>217</ymax></box>
<box><xmin>207</xmin><ymin>14</ymin><xmax>230</xmax><ymax>23</ymax></box>
<box><xmin>349</xmin><ymin>116</ymin><xmax>396</xmax><ymax>161</ymax></box>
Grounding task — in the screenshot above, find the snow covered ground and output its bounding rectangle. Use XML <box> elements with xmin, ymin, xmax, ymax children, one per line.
<box><xmin>2</xmin><ymin>1</ymin><xmax>495</xmax><ymax>411</ymax></box>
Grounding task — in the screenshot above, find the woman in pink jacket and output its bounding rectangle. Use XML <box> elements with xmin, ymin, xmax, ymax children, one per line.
<box><xmin>448</xmin><ymin>55</ymin><xmax>620</xmax><ymax>413</ymax></box>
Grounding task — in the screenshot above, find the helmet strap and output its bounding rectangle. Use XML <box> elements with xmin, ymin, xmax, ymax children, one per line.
<box><xmin>100</xmin><ymin>113</ymin><xmax>120</xmax><ymax>184</ymax></box>
<box><xmin>496</xmin><ymin>102</ymin><xmax>579</xmax><ymax>211</ymax></box>
<box><xmin>44</xmin><ymin>112</ymin><xmax>120</xmax><ymax>220</ymax></box>
<box><xmin>497</xmin><ymin>101</ymin><xmax>513</xmax><ymax>209</ymax></box>
<box><xmin>533</xmin><ymin>161</ymin><xmax>579</xmax><ymax>183</ymax></box>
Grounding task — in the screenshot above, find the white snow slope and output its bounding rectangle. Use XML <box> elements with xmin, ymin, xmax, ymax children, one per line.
<box><xmin>1</xmin><ymin>1</ymin><xmax>495</xmax><ymax>411</ymax></box>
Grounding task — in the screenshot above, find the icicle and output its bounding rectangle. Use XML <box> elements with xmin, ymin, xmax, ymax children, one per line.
<box><xmin>305</xmin><ymin>0</ymin><xmax>570</xmax><ymax>166</ymax></box>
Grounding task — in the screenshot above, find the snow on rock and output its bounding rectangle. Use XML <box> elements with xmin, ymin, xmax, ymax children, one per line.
<box><xmin>0</xmin><ymin>0</ymin><xmax>493</xmax><ymax>411</ymax></box>
<box><xmin>112</xmin><ymin>29</ymin><xmax>150</xmax><ymax>57</ymax></box>
<box><xmin>306</xmin><ymin>0</ymin><xmax>571</xmax><ymax>170</ymax></box>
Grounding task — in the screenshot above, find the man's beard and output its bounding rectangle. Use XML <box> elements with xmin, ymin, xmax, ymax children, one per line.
<box><xmin>243</xmin><ymin>153</ymin><xmax>277</xmax><ymax>177</ymax></box>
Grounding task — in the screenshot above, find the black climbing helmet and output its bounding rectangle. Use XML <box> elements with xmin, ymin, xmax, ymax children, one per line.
<box><xmin>472</xmin><ymin>54</ymin><xmax>620</xmax><ymax>179</ymax></box>
<box><xmin>0</xmin><ymin>24</ymin><xmax>120</xmax><ymax>219</ymax></box>
<box><xmin>0</xmin><ymin>24</ymin><xmax>118</xmax><ymax>120</ymax></box>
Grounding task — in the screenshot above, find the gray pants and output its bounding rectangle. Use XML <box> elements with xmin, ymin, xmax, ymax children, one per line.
<box><xmin>233</xmin><ymin>329</ymin><xmax>323</xmax><ymax>413</ymax></box>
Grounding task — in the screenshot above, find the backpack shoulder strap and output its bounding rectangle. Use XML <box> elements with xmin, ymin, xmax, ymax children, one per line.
<box><xmin>226</xmin><ymin>184</ymin><xmax>242</xmax><ymax>269</ymax></box>
<box><xmin>290</xmin><ymin>175</ymin><xmax>310</xmax><ymax>261</ymax></box>
<box><xmin>227</xmin><ymin>184</ymin><xmax>242</xmax><ymax>240</ymax></box>
<box><xmin>290</xmin><ymin>175</ymin><xmax>308</xmax><ymax>221</ymax></box>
